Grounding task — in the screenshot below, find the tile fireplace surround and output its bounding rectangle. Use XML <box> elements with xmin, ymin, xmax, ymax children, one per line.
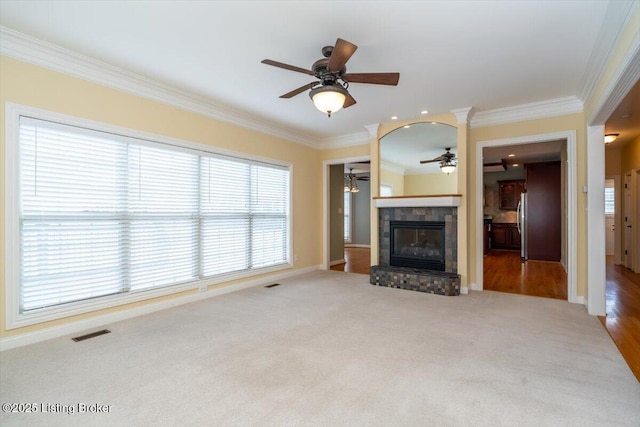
<box><xmin>371</xmin><ymin>196</ymin><xmax>461</xmax><ymax>296</ymax></box>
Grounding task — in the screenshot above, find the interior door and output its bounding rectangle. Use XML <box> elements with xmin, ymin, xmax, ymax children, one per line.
<box><xmin>624</xmin><ymin>173</ymin><xmax>632</xmax><ymax>268</ymax></box>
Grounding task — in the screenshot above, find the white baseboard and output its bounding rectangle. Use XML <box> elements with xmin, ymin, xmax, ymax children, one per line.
<box><xmin>575</xmin><ymin>296</ymin><xmax>585</xmax><ymax>305</ymax></box>
<box><xmin>469</xmin><ymin>283</ymin><xmax>482</xmax><ymax>291</ymax></box>
<box><xmin>460</xmin><ymin>287</ymin><xmax>469</xmax><ymax>295</ymax></box>
<box><xmin>329</xmin><ymin>259</ymin><xmax>346</xmax><ymax>266</ymax></box>
<box><xmin>345</xmin><ymin>244</ymin><xmax>371</xmax><ymax>248</ymax></box>
<box><xmin>0</xmin><ymin>265</ymin><xmax>321</xmax><ymax>352</ymax></box>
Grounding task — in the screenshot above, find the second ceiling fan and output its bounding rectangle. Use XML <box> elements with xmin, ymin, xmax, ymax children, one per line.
<box><xmin>420</xmin><ymin>148</ymin><xmax>458</xmax><ymax>175</ymax></box>
<box><xmin>262</xmin><ymin>38</ymin><xmax>400</xmax><ymax>117</ymax></box>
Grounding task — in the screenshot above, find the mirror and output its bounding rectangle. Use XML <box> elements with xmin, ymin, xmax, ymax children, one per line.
<box><xmin>379</xmin><ymin>122</ymin><xmax>458</xmax><ymax>196</ymax></box>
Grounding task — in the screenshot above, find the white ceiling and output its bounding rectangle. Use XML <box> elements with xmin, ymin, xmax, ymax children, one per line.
<box><xmin>0</xmin><ymin>0</ymin><xmax>622</xmax><ymax>143</ymax></box>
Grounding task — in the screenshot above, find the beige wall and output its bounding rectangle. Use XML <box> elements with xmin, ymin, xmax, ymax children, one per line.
<box><xmin>0</xmin><ymin>56</ymin><xmax>322</xmax><ymax>338</ymax></box>
<box><xmin>621</xmin><ymin>137</ymin><xmax>640</xmax><ymax>174</ymax></box>
<box><xmin>605</xmin><ymin>146</ymin><xmax>623</xmax><ymax>175</ymax></box>
<box><xmin>320</xmin><ymin>144</ymin><xmax>369</xmax><ymax>162</ymax></box>
<box><xmin>379</xmin><ymin>167</ymin><xmax>404</xmax><ymax>196</ymax></box>
<box><xmin>469</xmin><ymin>113</ymin><xmax>588</xmax><ymax>296</ymax></box>
<box><xmin>607</xmin><ymin>139</ymin><xmax>639</xmax><ymax>176</ymax></box>
<box><xmin>404</xmin><ymin>172</ymin><xmax>458</xmax><ymax>195</ymax></box>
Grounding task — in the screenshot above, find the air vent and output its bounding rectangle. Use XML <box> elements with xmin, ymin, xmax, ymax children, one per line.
<box><xmin>264</xmin><ymin>283</ymin><xmax>281</xmax><ymax>288</ymax></box>
<box><xmin>72</xmin><ymin>329</ymin><xmax>111</xmax><ymax>342</ymax></box>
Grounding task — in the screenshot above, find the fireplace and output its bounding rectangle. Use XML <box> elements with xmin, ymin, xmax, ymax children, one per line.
<box><xmin>372</xmin><ymin>204</ymin><xmax>460</xmax><ymax>296</ymax></box>
<box><xmin>379</xmin><ymin>206</ymin><xmax>457</xmax><ymax>273</ymax></box>
<box><xmin>390</xmin><ymin>221</ymin><xmax>445</xmax><ymax>271</ymax></box>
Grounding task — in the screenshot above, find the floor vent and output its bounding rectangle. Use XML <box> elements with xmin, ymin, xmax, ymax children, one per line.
<box><xmin>72</xmin><ymin>329</ymin><xmax>111</xmax><ymax>342</ymax></box>
<box><xmin>265</xmin><ymin>283</ymin><xmax>281</xmax><ymax>288</ymax></box>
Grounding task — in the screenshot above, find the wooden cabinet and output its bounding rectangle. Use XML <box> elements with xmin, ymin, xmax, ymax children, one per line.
<box><xmin>491</xmin><ymin>223</ymin><xmax>521</xmax><ymax>250</ymax></box>
<box><xmin>483</xmin><ymin>223</ymin><xmax>490</xmax><ymax>254</ymax></box>
<box><xmin>498</xmin><ymin>180</ymin><xmax>525</xmax><ymax>210</ymax></box>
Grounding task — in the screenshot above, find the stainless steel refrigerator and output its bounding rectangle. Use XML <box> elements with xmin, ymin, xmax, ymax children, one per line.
<box><xmin>517</xmin><ymin>192</ymin><xmax>527</xmax><ymax>261</ymax></box>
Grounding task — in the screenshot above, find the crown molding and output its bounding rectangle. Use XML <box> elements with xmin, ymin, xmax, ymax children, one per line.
<box><xmin>1</xmin><ymin>26</ymin><xmax>603</xmax><ymax>147</ymax></box>
<box><xmin>470</xmin><ymin>96</ymin><xmax>584</xmax><ymax>128</ymax></box>
<box><xmin>578</xmin><ymin>0</ymin><xmax>637</xmax><ymax>104</ymax></box>
<box><xmin>365</xmin><ymin>123</ymin><xmax>380</xmax><ymax>138</ymax></box>
<box><xmin>450</xmin><ymin>107</ymin><xmax>473</xmax><ymax>125</ymax></box>
<box><xmin>0</xmin><ymin>26</ymin><xmax>320</xmax><ymax>148</ymax></box>
<box><xmin>317</xmin><ymin>131</ymin><xmax>370</xmax><ymax>150</ymax></box>
<box><xmin>588</xmin><ymin>31</ymin><xmax>640</xmax><ymax>126</ymax></box>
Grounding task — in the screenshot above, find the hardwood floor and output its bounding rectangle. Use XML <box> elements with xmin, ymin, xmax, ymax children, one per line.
<box><xmin>330</xmin><ymin>247</ymin><xmax>371</xmax><ymax>275</ymax></box>
<box><xmin>600</xmin><ymin>256</ymin><xmax>640</xmax><ymax>381</ymax></box>
<box><xmin>483</xmin><ymin>249</ymin><xmax>567</xmax><ymax>300</ymax></box>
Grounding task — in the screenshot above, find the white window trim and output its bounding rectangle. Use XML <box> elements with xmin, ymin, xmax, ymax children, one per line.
<box><xmin>380</xmin><ymin>183</ymin><xmax>394</xmax><ymax>197</ymax></box>
<box><xmin>344</xmin><ymin>191</ymin><xmax>352</xmax><ymax>243</ymax></box>
<box><xmin>604</xmin><ymin>186</ymin><xmax>615</xmax><ymax>216</ymax></box>
<box><xmin>5</xmin><ymin>102</ymin><xmax>293</xmax><ymax>330</ymax></box>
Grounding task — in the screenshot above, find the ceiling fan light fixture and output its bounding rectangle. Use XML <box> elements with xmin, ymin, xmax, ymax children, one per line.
<box><xmin>440</xmin><ymin>162</ymin><xmax>456</xmax><ymax>175</ymax></box>
<box><xmin>604</xmin><ymin>133</ymin><xmax>619</xmax><ymax>143</ymax></box>
<box><xmin>310</xmin><ymin>84</ymin><xmax>347</xmax><ymax>117</ymax></box>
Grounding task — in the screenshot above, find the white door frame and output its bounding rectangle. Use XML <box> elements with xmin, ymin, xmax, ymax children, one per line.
<box><xmin>474</xmin><ymin>131</ymin><xmax>578</xmax><ymax>304</ymax></box>
<box><xmin>586</xmin><ymin>125</ymin><xmax>606</xmax><ymax>315</ymax></box>
<box><xmin>322</xmin><ymin>155</ymin><xmax>370</xmax><ymax>270</ymax></box>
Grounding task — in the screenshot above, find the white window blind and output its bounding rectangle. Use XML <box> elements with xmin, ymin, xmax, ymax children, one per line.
<box><xmin>18</xmin><ymin>116</ymin><xmax>290</xmax><ymax>313</ymax></box>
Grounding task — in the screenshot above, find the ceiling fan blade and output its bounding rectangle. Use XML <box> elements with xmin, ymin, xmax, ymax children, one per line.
<box><xmin>343</xmin><ymin>93</ymin><xmax>357</xmax><ymax>108</ymax></box>
<box><xmin>343</xmin><ymin>72</ymin><xmax>400</xmax><ymax>86</ymax></box>
<box><xmin>280</xmin><ymin>82</ymin><xmax>318</xmax><ymax>99</ymax></box>
<box><xmin>420</xmin><ymin>157</ymin><xmax>443</xmax><ymax>164</ymax></box>
<box><xmin>261</xmin><ymin>59</ymin><xmax>315</xmax><ymax>76</ymax></box>
<box><xmin>328</xmin><ymin>38</ymin><xmax>357</xmax><ymax>72</ymax></box>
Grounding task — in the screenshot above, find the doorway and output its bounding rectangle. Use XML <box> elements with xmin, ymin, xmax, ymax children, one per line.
<box><xmin>480</xmin><ymin>141</ymin><xmax>568</xmax><ymax>300</ymax></box>
<box><xmin>475</xmin><ymin>131</ymin><xmax>578</xmax><ymax>303</ymax></box>
<box><xmin>322</xmin><ymin>155</ymin><xmax>370</xmax><ymax>272</ymax></box>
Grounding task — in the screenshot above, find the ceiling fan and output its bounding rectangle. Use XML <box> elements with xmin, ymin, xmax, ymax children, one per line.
<box><xmin>262</xmin><ymin>38</ymin><xmax>400</xmax><ymax>117</ymax></box>
<box><xmin>346</xmin><ymin>168</ymin><xmax>369</xmax><ymax>181</ymax></box>
<box><xmin>344</xmin><ymin>168</ymin><xmax>369</xmax><ymax>193</ymax></box>
<box><xmin>420</xmin><ymin>147</ymin><xmax>457</xmax><ymax>175</ymax></box>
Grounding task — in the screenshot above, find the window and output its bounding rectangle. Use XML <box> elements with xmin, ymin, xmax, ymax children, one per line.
<box><xmin>604</xmin><ymin>187</ymin><xmax>615</xmax><ymax>215</ymax></box>
<box><xmin>344</xmin><ymin>191</ymin><xmax>351</xmax><ymax>242</ymax></box>
<box><xmin>7</xmin><ymin>106</ymin><xmax>291</xmax><ymax>326</ymax></box>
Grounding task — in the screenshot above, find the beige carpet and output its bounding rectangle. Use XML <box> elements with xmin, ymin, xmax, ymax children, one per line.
<box><xmin>1</xmin><ymin>270</ymin><xmax>638</xmax><ymax>426</ymax></box>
